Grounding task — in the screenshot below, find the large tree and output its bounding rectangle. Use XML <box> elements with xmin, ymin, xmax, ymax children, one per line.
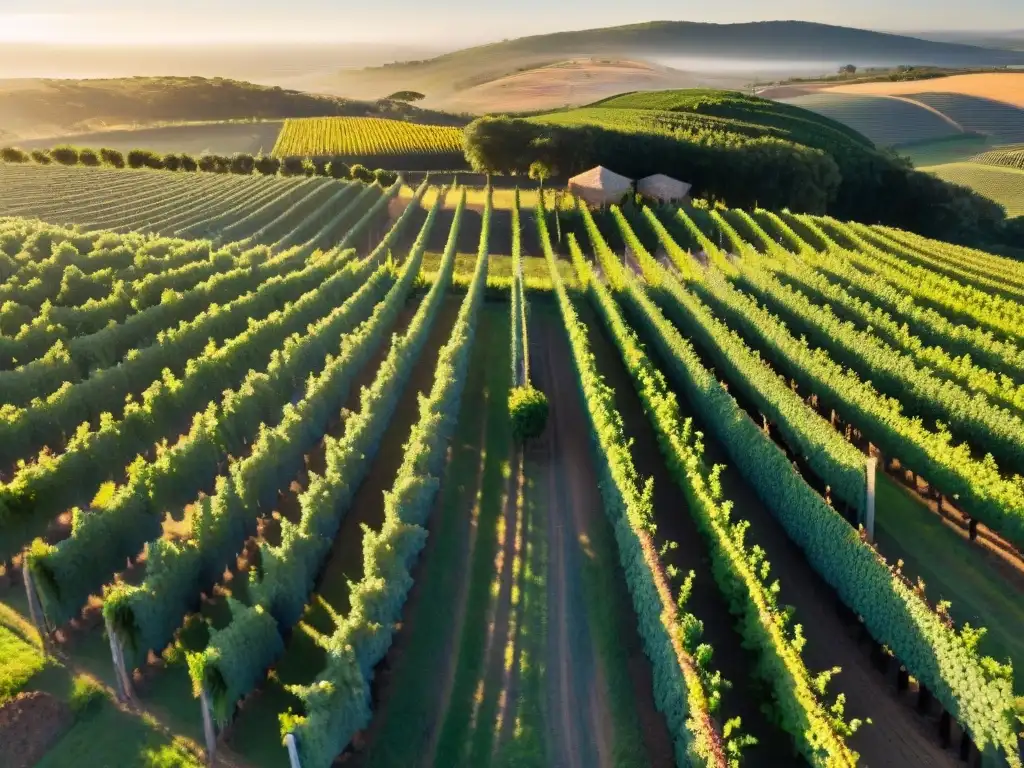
<box><xmin>386</xmin><ymin>90</ymin><xmax>426</xmax><ymax>103</ymax></box>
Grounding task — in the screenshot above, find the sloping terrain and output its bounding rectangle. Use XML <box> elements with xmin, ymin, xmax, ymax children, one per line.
<box><xmin>311</xmin><ymin>21</ymin><xmax>1024</xmax><ymax>102</ymax></box>
<box><xmin>923</xmin><ymin>162</ymin><xmax>1024</xmax><ymax>216</ymax></box>
<box><xmin>779</xmin><ymin>92</ymin><xmax>964</xmax><ymax>146</ymax></box>
<box><xmin>823</xmin><ymin>72</ymin><xmax>1024</xmax><ymax>106</ymax></box>
<box><xmin>16</xmin><ymin>122</ymin><xmax>284</xmax><ymax>157</ymax></box>
<box><xmin>0</xmin><ymin>76</ymin><xmax>465</xmax><ymax>142</ymax></box>
<box><xmin>441</xmin><ymin>59</ymin><xmax>712</xmax><ymax>114</ymax></box>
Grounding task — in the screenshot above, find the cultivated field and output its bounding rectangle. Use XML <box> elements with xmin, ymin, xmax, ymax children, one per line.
<box><xmin>271</xmin><ymin>116</ymin><xmax>465</xmax><ymax>162</ymax></box>
<box><xmin>0</xmin><ymin>161</ymin><xmax>1022</xmax><ymax>768</ymax></box>
<box><xmin>823</xmin><ymin>72</ymin><xmax>1024</xmax><ymax>107</ymax></box>
<box><xmin>442</xmin><ymin>59</ymin><xmax>707</xmax><ymax>114</ymax></box>
<box><xmin>922</xmin><ymin>162</ymin><xmax>1024</xmax><ymax>216</ymax></box>
<box><xmin>778</xmin><ymin>92</ymin><xmax>962</xmax><ymax>147</ymax></box>
<box><xmin>971</xmin><ymin>144</ymin><xmax>1024</xmax><ymax>169</ymax></box>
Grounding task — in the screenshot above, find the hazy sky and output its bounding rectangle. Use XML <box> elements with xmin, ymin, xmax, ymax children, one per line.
<box><xmin>0</xmin><ymin>1</ymin><xmax>1020</xmax><ymax>46</ymax></box>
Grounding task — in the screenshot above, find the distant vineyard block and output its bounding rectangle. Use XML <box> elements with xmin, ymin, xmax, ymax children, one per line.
<box><xmin>272</xmin><ymin>116</ymin><xmax>465</xmax><ymax>160</ymax></box>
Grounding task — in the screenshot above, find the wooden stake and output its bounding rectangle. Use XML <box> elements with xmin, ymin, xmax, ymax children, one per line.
<box><xmin>959</xmin><ymin>730</ymin><xmax>972</xmax><ymax>761</ymax></box>
<box><xmin>22</xmin><ymin>561</ymin><xmax>50</xmax><ymax>655</ymax></box>
<box><xmin>200</xmin><ymin>687</ymin><xmax>218</xmax><ymax>765</ymax></box>
<box><xmin>939</xmin><ymin>711</ymin><xmax>951</xmax><ymax>748</ymax></box>
<box><xmin>917</xmin><ymin>683</ymin><xmax>932</xmax><ymax>714</ymax></box>
<box><xmin>285</xmin><ymin>733</ymin><xmax>302</xmax><ymax>768</ymax></box>
<box><xmin>104</xmin><ymin>613</ymin><xmax>129</xmax><ymax>702</ymax></box>
<box><xmin>864</xmin><ymin>457</ymin><xmax>877</xmax><ymax>541</ymax></box>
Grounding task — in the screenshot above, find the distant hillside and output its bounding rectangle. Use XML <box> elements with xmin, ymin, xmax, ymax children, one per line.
<box><xmin>0</xmin><ymin>76</ymin><xmax>467</xmax><ymax>141</ymax></box>
<box><xmin>315</xmin><ymin>21</ymin><xmax>1024</xmax><ymax>104</ymax></box>
<box><xmin>770</xmin><ymin>74</ymin><xmax>1024</xmax><ymax>165</ymax></box>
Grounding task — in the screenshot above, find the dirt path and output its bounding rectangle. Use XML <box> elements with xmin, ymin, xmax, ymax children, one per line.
<box><xmin>532</xmin><ymin>301</ymin><xmax>674</xmax><ymax>768</ymax></box>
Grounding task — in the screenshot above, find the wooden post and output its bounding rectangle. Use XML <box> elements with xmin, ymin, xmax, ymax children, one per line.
<box><xmin>22</xmin><ymin>561</ymin><xmax>50</xmax><ymax>654</ymax></box>
<box><xmin>968</xmin><ymin>518</ymin><xmax>978</xmax><ymax>541</ymax></box>
<box><xmin>917</xmin><ymin>683</ymin><xmax>932</xmax><ymax>714</ymax></box>
<box><xmin>103</xmin><ymin>613</ymin><xmax>134</xmax><ymax>702</ymax></box>
<box><xmin>938</xmin><ymin>711</ymin><xmax>951</xmax><ymax>748</ymax></box>
<box><xmin>200</xmin><ymin>687</ymin><xmax>217</xmax><ymax>765</ymax></box>
<box><xmin>864</xmin><ymin>457</ymin><xmax>877</xmax><ymax>541</ymax></box>
<box><xmin>959</xmin><ymin>730</ymin><xmax>972</xmax><ymax>761</ymax></box>
<box><xmin>285</xmin><ymin>733</ymin><xmax>302</xmax><ymax>768</ymax></box>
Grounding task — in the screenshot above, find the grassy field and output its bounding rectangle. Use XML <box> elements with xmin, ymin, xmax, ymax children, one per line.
<box><xmin>0</xmin><ymin>623</ymin><xmax>47</xmax><ymax>704</ymax></box>
<box><xmin>922</xmin><ymin>162</ymin><xmax>1024</xmax><ymax>215</ymax></box>
<box><xmin>0</xmin><ymin>598</ymin><xmax>204</xmax><ymax>768</ymax></box>
<box><xmin>899</xmin><ymin>135</ymin><xmax>994</xmax><ymax>167</ymax></box>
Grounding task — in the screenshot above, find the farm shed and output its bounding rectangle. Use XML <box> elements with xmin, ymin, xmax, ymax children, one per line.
<box><xmin>568</xmin><ymin>166</ymin><xmax>633</xmax><ymax>206</ymax></box>
<box><xmin>638</xmin><ymin>174</ymin><xmax>692</xmax><ymax>203</ymax></box>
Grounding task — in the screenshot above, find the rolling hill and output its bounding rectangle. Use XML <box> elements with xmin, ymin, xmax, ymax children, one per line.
<box><xmin>311</xmin><ymin>21</ymin><xmax>1024</xmax><ymax>105</ymax></box>
<box><xmin>769</xmin><ymin>74</ymin><xmax>1024</xmax><ymax>165</ymax></box>
<box><xmin>0</xmin><ymin>76</ymin><xmax>466</xmax><ymax>142</ymax></box>
<box><xmin>778</xmin><ymin>93</ymin><xmax>964</xmax><ymax>147</ymax></box>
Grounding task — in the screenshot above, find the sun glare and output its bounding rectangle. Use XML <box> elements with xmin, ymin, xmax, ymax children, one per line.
<box><xmin>0</xmin><ymin>13</ymin><xmax>72</xmax><ymax>43</ymax></box>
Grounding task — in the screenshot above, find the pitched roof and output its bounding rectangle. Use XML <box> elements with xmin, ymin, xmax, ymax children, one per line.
<box><xmin>568</xmin><ymin>166</ymin><xmax>633</xmax><ymax>192</ymax></box>
<box><xmin>638</xmin><ymin>174</ymin><xmax>692</xmax><ymax>199</ymax></box>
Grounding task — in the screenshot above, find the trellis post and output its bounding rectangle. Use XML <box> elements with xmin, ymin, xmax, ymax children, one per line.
<box><xmin>864</xmin><ymin>456</ymin><xmax>877</xmax><ymax>542</ymax></box>
<box><xmin>22</xmin><ymin>561</ymin><xmax>50</xmax><ymax>655</ymax></box>
<box><xmin>285</xmin><ymin>733</ymin><xmax>302</xmax><ymax>768</ymax></box>
<box><xmin>200</xmin><ymin>686</ymin><xmax>217</xmax><ymax>765</ymax></box>
<box><xmin>103</xmin><ymin>613</ymin><xmax>134</xmax><ymax>702</ymax></box>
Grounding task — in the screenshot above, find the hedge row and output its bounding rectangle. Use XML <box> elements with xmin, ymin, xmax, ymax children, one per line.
<box><xmin>0</xmin><ymin>145</ymin><xmax>400</xmax><ymax>185</ymax></box>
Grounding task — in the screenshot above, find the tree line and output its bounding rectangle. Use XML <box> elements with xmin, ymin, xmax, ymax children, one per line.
<box><xmin>0</xmin><ymin>145</ymin><xmax>399</xmax><ymax>186</ymax></box>
<box><xmin>462</xmin><ymin>116</ymin><xmax>1021</xmax><ymax>248</ymax></box>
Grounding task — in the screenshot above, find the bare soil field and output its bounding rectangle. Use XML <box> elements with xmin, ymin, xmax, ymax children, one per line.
<box><xmin>442</xmin><ymin>59</ymin><xmax>696</xmax><ymax>114</ymax></box>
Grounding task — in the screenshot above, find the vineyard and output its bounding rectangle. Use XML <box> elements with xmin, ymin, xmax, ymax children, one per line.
<box><xmin>0</xmin><ymin>162</ymin><xmax>1022</xmax><ymax>768</ymax></box>
<box><xmin>272</xmin><ymin>116</ymin><xmax>465</xmax><ymax>161</ymax></box>
<box><xmin>922</xmin><ymin>162</ymin><xmax>1024</xmax><ymax>217</ymax></box>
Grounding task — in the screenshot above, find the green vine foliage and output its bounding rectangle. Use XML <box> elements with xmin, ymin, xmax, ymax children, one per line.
<box><xmin>581</xmin><ymin>218</ymin><xmax>861</xmax><ymax>766</ymax></box>
<box><xmin>104</xmin><ymin>196</ymin><xmax>440</xmax><ymax>674</ymax></box>
<box><xmin>508</xmin><ymin>386</ymin><xmax>549</xmax><ymax>441</ymax></box>
<box><xmin>187</xmin><ymin>599</ymin><xmax>282</xmax><ymax>726</ymax></box>
<box><xmin>284</xmin><ymin>188</ymin><xmax>489</xmax><ymax>768</ymax></box>
<box><xmin>2</xmin><ymin>249</ymin><xmax>361</xmax><ymax>553</ymax></box>
<box><xmin>28</xmin><ymin>259</ymin><xmax>387</xmax><ymax>626</ymax></box>
<box><xmin>635</xmin><ymin>208</ymin><xmax>1021</xmax><ymax>764</ymax></box>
